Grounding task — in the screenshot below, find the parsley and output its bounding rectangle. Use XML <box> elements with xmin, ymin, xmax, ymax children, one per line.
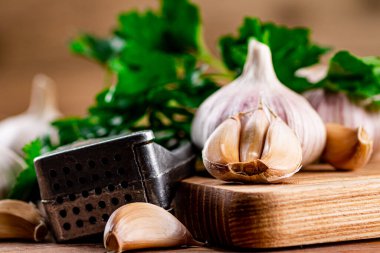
<box><xmin>58</xmin><ymin>0</ymin><xmax>220</xmax><ymax>149</ymax></box>
<box><xmin>219</xmin><ymin>17</ymin><xmax>330</xmax><ymax>92</ymax></box>
<box><xmin>8</xmin><ymin>139</ymin><xmax>53</xmax><ymax>200</ymax></box>
<box><xmin>317</xmin><ymin>51</ymin><xmax>380</xmax><ymax>110</ymax></box>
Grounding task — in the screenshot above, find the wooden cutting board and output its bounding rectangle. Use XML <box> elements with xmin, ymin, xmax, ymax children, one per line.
<box><xmin>174</xmin><ymin>163</ymin><xmax>380</xmax><ymax>249</ymax></box>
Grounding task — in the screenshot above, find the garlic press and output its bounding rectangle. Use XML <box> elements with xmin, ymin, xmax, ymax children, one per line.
<box><xmin>34</xmin><ymin>130</ymin><xmax>195</xmax><ymax>241</ymax></box>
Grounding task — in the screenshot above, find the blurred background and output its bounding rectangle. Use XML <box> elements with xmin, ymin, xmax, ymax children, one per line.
<box><xmin>0</xmin><ymin>0</ymin><xmax>379</xmax><ymax>119</ymax></box>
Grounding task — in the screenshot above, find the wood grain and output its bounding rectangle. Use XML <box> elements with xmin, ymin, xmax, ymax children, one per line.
<box><xmin>6</xmin><ymin>239</ymin><xmax>380</xmax><ymax>252</ymax></box>
<box><xmin>175</xmin><ymin>163</ymin><xmax>380</xmax><ymax>249</ymax></box>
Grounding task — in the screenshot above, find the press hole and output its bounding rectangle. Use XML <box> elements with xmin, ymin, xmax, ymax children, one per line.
<box><xmin>121</xmin><ymin>181</ymin><xmax>128</xmax><ymax>188</ymax></box>
<box><xmin>114</xmin><ymin>154</ymin><xmax>121</xmax><ymax>161</ymax></box>
<box><xmin>88</xmin><ymin>160</ymin><xmax>96</xmax><ymax>168</ymax></box>
<box><xmin>63</xmin><ymin>223</ymin><xmax>71</xmax><ymax>231</ymax></box>
<box><xmin>76</xmin><ymin>220</ymin><xmax>84</xmax><ymax>228</ymax></box>
<box><xmin>50</xmin><ymin>170</ymin><xmax>57</xmax><ymax>178</ymax></box>
<box><xmin>78</xmin><ymin>177</ymin><xmax>86</xmax><ymax>184</ymax></box>
<box><xmin>117</xmin><ymin>167</ymin><xmax>125</xmax><ymax>175</ymax></box>
<box><xmin>66</xmin><ymin>180</ymin><xmax>73</xmax><ymax>187</ymax></box>
<box><xmin>89</xmin><ymin>216</ymin><xmax>97</xmax><ymax>224</ymax></box>
<box><xmin>95</xmin><ymin>187</ymin><xmax>102</xmax><ymax>195</ymax></box>
<box><xmin>56</xmin><ymin>196</ymin><xmax>64</xmax><ymax>204</ymax></box>
<box><xmin>101</xmin><ymin>157</ymin><xmax>109</xmax><ymax>165</ymax></box>
<box><xmin>69</xmin><ymin>194</ymin><xmax>76</xmax><ymax>201</ymax></box>
<box><xmin>75</xmin><ymin>163</ymin><xmax>83</xmax><ymax>171</ymax></box>
<box><xmin>63</xmin><ymin>167</ymin><xmax>70</xmax><ymax>175</ymax></box>
<box><xmin>124</xmin><ymin>194</ymin><xmax>132</xmax><ymax>202</ymax></box>
<box><xmin>72</xmin><ymin>207</ymin><xmax>80</xmax><ymax>215</ymax></box>
<box><xmin>53</xmin><ymin>183</ymin><xmax>60</xmax><ymax>191</ymax></box>
<box><xmin>102</xmin><ymin>214</ymin><xmax>110</xmax><ymax>222</ymax></box>
<box><xmin>85</xmin><ymin>204</ymin><xmax>93</xmax><ymax>212</ymax></box>
<box><xmin>82</xmin><ymin>191</ymin><xmax>89</xmax><ymax>198</ymax></box>
<box><xmin>59</xmin><ymin>210</ymin><xmax>67</xmax><ymax>218</ymax></box>
<box><xmin>92</xmin><ymin>174</ymin><xmax>99</xmax><ymax>181</ymax></box>
<box><xmin>111</xmin><ymin>198</ymin><xmax>119</xmax><ymax>206</ymax></box>
<box><xmin>107</xmin><ymin>184</ymin><xmax>115</xmax><ymax>192</ymax></box>
<box><xmin>98</xmin><ymin>201</ymin><xmax>106</xmax><ymax>208</ymax></box>
<box><xmin>105</xmin><ymin>171</ymin><xmax>112</xmax><ymax>178</ymax></box>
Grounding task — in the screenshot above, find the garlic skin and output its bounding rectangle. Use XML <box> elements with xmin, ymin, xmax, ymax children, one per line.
<box><xmin>322</xmin><ymin>123</ymin><xmax>373</xmax><ymax>170</ymax></box>
<box><xmin>0</xmin><ymin>146</ymin><xmax>26</xmax><ymax>198</ymax></box>
<box><xmin>304</xmin><ymin>89</ymin><xmax>379</xmax><ymax>156</ymax></box>
<box><xmin>192</xmin><ymin>40</ymin><xmax>326</xmax><ymax>165</ymax></box>
<box><xmin>0</xmin><ymin>199</ymin><xmax>48</xmax><ymax>241</ymax></box>
<box><xmin>203</xmin><ymin>104</ymin><xmax>302</xmax><ymax>183</ymax></box>
<box><xmin>0</xmin><ymin>74</ymin><xmax>62</xmax><ymax>155</ymax></box>
<box><xmin>104</xmin><ymin>202</ymin><xmax>200</xmax><ymax>252</ymax></box>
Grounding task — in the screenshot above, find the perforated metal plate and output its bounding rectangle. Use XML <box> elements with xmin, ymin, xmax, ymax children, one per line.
<box><xmin>35</xmin><ymin>131</ymin><xmax>195</xmax><ymax>241</ymax></box>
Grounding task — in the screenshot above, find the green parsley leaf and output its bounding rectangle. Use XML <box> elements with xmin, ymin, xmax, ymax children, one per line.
<box><xmin>219</xmin><ymin>17</ymin><xmax>330</xmax><ymax>92</ymax></box>
<box><xmin>318</xmin><ymin>51</ymin><xmax>380</xmax><ymax>110</ymax></box>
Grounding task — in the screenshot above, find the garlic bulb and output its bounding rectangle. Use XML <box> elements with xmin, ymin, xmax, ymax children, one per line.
<box><xmin>322</xmin><ymin>123</ymin><xmax>373</xmax><ymax>170</ymax></box>
<box><xmin>203</xmin><ymin>103</ymin><xmax>302</xmax><ymax>183</ymax></box>
<box><xmin>192</xmin><ymin>40</ymin><xmax>326</xmax><ymax>165</ymax></box>
<box><xmin>0</xmin><ymin>146</ymin><xmax>26</xmax><ymax>198</ymax></box>
<box><xmin>104</xmin><ymin>202</ymin><xmax>201</xmax><ymax>252</ymax></box>
<box><xmin>0</xmin><ymin>74</ymin><xmax>61</xmax><ymax>155</ymax></box>
<box><xmin>304</xmin><ymin>89</ymin><xmax>379</xmax><ymax>157</ymax></box>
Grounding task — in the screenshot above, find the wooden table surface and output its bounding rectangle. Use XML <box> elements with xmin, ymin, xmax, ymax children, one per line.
<box><xmin>3</xmin><ymin>239</ymin><xmax>380</xmax><ymax>253</ymax></box>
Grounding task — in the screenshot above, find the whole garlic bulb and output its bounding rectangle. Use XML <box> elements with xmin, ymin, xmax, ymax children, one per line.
<box><xmin>192</xmin><ymin>40</ymin><xmax>326</xmax><ymax>165</ymax></box>
<box><xmin>300</xmin><ymin>63</ymin><xmax>380</xmax><ymax>159</ymax></box>
<box><xmin>0</xmin><ymin>74</ymin><xmax>61</xmax><ymax>155</ymax></box>
<box><xmin>0</xmin><ymin>146</ymin><xmax>26</xmax><ymax>198</ymax></box>
<box><xmin>304</xmin><ymin>89</ymin><xmax>375</xmax><ymax>139</ymax></box>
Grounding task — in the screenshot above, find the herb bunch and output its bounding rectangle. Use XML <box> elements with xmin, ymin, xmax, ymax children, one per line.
<box><xmin>12</xmin><ymin>0</ymin><xmax>380</xmax><ymax>200</ymax></box>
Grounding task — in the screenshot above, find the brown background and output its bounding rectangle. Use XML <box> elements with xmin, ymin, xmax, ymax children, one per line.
<box><xmin>0</xmin><ymin>0</ymin><xmax>379</xmax><ymax>119</ymax></box>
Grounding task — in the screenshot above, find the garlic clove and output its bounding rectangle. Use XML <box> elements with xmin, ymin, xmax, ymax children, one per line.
<box><xmin>322</xmin><ymin>123</ymin><xmax>373</xmax><ymax>170</ymax></box>
<box><xmin>0</xmin><ymin>74</ymin><xmax>62</xmax><ymax>155</ymax></box>
<box><xmin>104</xmin><ymin>202</ymin><xmax>201</xmax><ymax>252</ymax></box>
<box><xmin>202</xmin><ymin>117</ymin><xmax>240</xmax><ymax>165</ymax></box>
<box><xmin>0</xmin><ymin>199</ymin><xmax>48</xmax><ymax>242</ymax></box>
<box><xmin>239</xmin><ymin>105</ymin><xmax>270</xmax><ymax>161</ymax></box>
<box><xmin>203</xmin><ymin>104</ymin><xmax>302</xmax><ymax>183</ymax></box>
<box><xmin>259</xmin><ymin>117</ymin><xmax>303</xmax><ymax>182</ymax></box>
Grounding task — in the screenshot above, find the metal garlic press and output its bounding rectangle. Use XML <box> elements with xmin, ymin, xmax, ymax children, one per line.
<box><xmin>34</xmin><ymin>130</ymin><xmax>195</xmax><ymax>241</ymax></box>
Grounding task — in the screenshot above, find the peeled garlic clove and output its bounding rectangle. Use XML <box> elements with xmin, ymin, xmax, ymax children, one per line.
<box><xmin>104</xmin><ymin>202</ymin><xmax>200</xmax><ymax>252</ymax></box>
<box><xmin>0</xmin><ymin>146</ymin><xmax>26</xmax><ymax>198</ymax></box>
<box><xmin>0</xmin><ymin>199</ymin><xmax>48</xmax><ymax>241</ymax></box>
<box><xmin>192</xmin><ymin>39</ymin><xmax>325</xmax><ymax>165</ymax></box>
<box><xmin>0</xmin><ymin>74</ymin><xmax>62</xmax><ymax>155</ymax></box>
<box><xmin>322</xmin><ymin>123</ymin><xmax>373</xmax><ymax>170</ymax></box>
<box><xmin>203</xmin><ymin>104</ymin><xmax>302</xmax><ymax>183</ymax></box>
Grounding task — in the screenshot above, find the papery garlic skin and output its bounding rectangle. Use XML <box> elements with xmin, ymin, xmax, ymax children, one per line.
<box><xmin>0</xmin><ymin>146</ymin><xmax>25</xmax><ymax>198</ymax></box>
<box><xmin>192</xmin><ymin>40</ymin><xmax>326</xmax><ymax>165</ymax></box>
<box><xmin>304</xmin><ymin>89</ymin><xmax>378</xmax><ymax>154</ymax></box>
<box><xmin>0</xmin><ymin>74</ymin><xmax>61</xmax><ymax>155</ymax></box>
<box><xmin>0</xmin><ymin>199</ymin><xmax>48</xmax><ymax>241</ymax></box>
<box><xmin>202</xmin><ymin>104</ymin><xmax>302</xmax><ymax>183</ymax></box>
<box><xmin>322</xmin><ymin>123</ymin><xmax>373</xmax><ymax>170</ymax></box>
<box><xmin>104</xmin><ymin>202</ymin><xmax>200</xmax><ymax>252</ymax></box>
